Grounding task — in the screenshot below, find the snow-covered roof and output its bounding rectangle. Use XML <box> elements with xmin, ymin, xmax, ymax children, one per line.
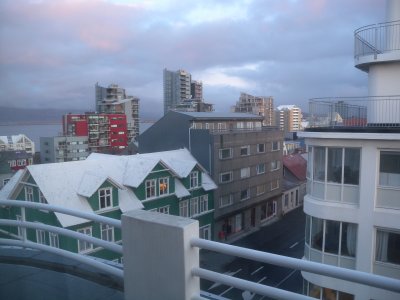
<box><xmin>0</xmin><ymin>134</ymin><xmax>33</xmax><ymax>145</ymax></box>
<box><xmin>5</xmin><ymin>148</ymin><xmax>215</xmax><ymax>227</ymax></box>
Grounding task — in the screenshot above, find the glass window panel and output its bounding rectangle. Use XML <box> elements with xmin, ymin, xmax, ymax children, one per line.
<box><xmin>313</xmin><ymin>147</ymin><xmax>325</xmax><ymax>181</ymax></box>
<box><xmin>341</xmin><ymin>223</ymin><xmax>357</xmax><ymax>257</ymax></box>
<box><xmin>344</xmin><ymin>148</ymin><xmax>360</xmax><ymax>185</ymax></box>
<box><xmin>322</xmin><ymin>287</ymin><xmax>337</xmax><ymax>300</ymax></box>
<box><xmin>308</xmin><ymin>282</ymin><xmax>321</xmax><ymax>299</ymax></box>
<box><xmin>311</xmin><ymin>217</ymin><xmax>323</xmax><ymax>251</ymax></box>
<box><xmin>379</xmin><ymin>151</ymin><xmax>400</xmax><ymax>187</ymax></box>
<box><xmin>307</xmin><ymin>147</ymin><xmax>313</xmax><ymax>179</ymax></box>
<box><xmin>324</xmin><ymin>220</ymin><xmax>340</xmax><ymax>254</ymax></box>
<box><xmin>305</xmin><ymin>215</ymin><xmax>310</xmax><ymax>245</ymax></box>
<box><xmin>338</xmin><ymin>291</ymin><xmax>354</xmax><ymax>300</ymax></box>
<box><xmin>327</xmin><ymin>148</ymin><xmax>342</xmax><ymax>183</ymax></box>
<box><xmin>376</xmin><ymin>230</ymin><xmax>400</xmax><ymax>264</ymax></box>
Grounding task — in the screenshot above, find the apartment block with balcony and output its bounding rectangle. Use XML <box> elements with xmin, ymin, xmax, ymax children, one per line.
<box><xmin>299</xmin><ymin>1</ymin><xmax>400</xmax><ymax>299</ymax></box>
<box><xmin>232</xmin><ymin>92</ymin><xmax>274</xmax><ymax>126</ymax></box>
<box><xmin>63</xmin><ymin>113</ymin><xmax>128</xmax><ymax>154</ymax></box>
<box><xmin>139</xmin><ymin>111</ymin><xmax>284</xmax><ymax>241</ymax></box>
<box><xmin>95</xmin><ymin>83</ymin><xmax>140</xmax><ymax>143</ymax></box>
<box><xmin>0</xmin><ymin>149</ymin><xmax>217</xmax><ymax>262</ymax></box>
<box><xmin>276</xmin><ymin>105</ymin><xmax>302</xmax><ymax>135</ymax></box>
<box><xmin>40</xmin><ymin>136</ymin><xmax>89</xmax><ymax>163</ymax></box>
<box><xmin>0</xmin><ymin>134</ymin><xmax>35</xmax><ymax>155</ymax></box>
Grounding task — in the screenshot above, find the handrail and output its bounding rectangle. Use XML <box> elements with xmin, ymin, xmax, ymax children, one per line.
<box><xmin>0</xmin><ymin>219</ymin><xmax>122</xmax><ymax>254</ymax></box>
<box><xmin>191</xmin><ymin>238</ymin><xmax>400</xmax><ymax>294</ymax></box>
<box><xmin>0</xmin><ymin>199</ymin><xmax>121</xmax><ymax>228</ymax></box>
<box><xmin>0</xmin><ymin>238</ymin><xmax>123</xmax><ymax>279</ymax></box>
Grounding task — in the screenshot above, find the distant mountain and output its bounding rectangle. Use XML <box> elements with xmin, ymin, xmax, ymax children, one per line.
<box><xmin>0</xmin><ymin>107</ymin><xmax>86</xmax><ymax>125</ymax></box>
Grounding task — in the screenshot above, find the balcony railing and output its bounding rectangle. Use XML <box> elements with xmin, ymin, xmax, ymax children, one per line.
<box><xmin>307</xmin><ymin>96</ymin><xmax>400</xmax><ymax>128</ymax></box>
<box><xmin>354</xmin><ymin>20</ymin><xmax>400</xmax><ymax>59</ymax></box>
<box><xmin>1</xmin><ymin>199</ymin><xmax>400</xmax><ymax>299</ymax></box>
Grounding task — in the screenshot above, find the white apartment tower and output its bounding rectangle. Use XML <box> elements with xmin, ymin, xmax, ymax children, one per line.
<box><xmin>232</xmin><ymin>92</ymin><xmax>274</xmax><ymax>126</ymax></box>
<box><xmin>300</xmin><ymin>1</ymin><xmax>400</xmax><ymax>300</ymax></box>
<box><xmin>95</xmin><ymin>83</ymin><xmax>140</xmax><ymax>142</ymax></box>
<box><xmin>276</xmin><ymin>105</ymin><xmax>302</xmax><ymax>134</ymax></box>
<box><xmin>163</xmin><ymin>69</ymin><xmax>192</xmax><ymax>114</ymax></box>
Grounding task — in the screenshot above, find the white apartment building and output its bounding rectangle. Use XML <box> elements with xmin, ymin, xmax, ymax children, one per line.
<box><xmin>276</xmin><ymin>105</ymin><xmax>302</xmax><ymax>134</ymax></box>
<box><xmin>0</xmin><ymin>134</ymin><xmax>35</xmax><ymax>155</ymax></box>
<box><xmin>299</xmin><ymin>1</ymin><xmax>400</xmax><ymax>299</ymax></box>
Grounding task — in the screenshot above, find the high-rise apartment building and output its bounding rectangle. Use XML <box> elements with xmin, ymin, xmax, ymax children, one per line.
<box><xmin>95</xmin><ymin>83</ymin><xmax>139</xmax><ymax>142</ymax></box>
<box><xmin>63</xmin><ymin>113</ymin><xmax>128</xmax><ymax>154</ymax></box>
<box><xmin>163</xmin><ymin>69</ymin><xmax>192</xmax><ymax>114</ymax></box>
<box><xmin>232</xmin><ymin>93</ymin><xmax>274</xmax><ymax>126</ymax></box>
<box><xmin>191</xmin><ymin>80</ymin><xmax>203</xmax><ymax>101</ymax></box>
<box><xmin>275</xmin><ymin>105</ymin><xmax>302</xmax><ymax>134</ymax></box>
<box><xmin>299</xmin><ymin>1</ymin><xmax>400</xmax><ymax>299</ymax></box>
<box><xmin>40</xmin><ymin>136</ymin><xmax>89</xmax><ymax>163</ymax></box>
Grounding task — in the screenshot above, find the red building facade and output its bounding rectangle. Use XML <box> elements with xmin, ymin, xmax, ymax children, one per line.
<box><xmin>63</xmin><ymin>113</ymin><xmax>128</xmax><ymax>153</ymax></box>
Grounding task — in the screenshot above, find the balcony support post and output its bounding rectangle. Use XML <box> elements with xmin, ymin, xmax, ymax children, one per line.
<box><xmin>122</xmin><ymin>210</ymin><xmax>200</xmax><ymax>300</ymax></box>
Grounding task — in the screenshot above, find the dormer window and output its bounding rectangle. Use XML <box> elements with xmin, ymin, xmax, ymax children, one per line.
<box><xmin>190</xmin><ymin>171</ymin><xmax>199</xmax><ymax>189</ymax></box>
<box><xmin>99</xmin><ymin>187</ymin><xmax>112</xmax><ymax>210</ymax></box>
<box><xmin>145</xmin><ymin>179</ymin><xmax>156</xmax><ymax>199</ymax></box>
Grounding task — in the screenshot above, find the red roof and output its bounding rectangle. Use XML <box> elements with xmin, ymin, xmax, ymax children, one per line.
<box><xmin>283</xmin><ymin>153</ymin><xmax>307</xmax><ymax>181</ymax></box>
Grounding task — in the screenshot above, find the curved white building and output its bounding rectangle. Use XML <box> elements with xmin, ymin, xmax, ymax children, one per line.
<box><xmin>299</xmin><ymin>1</ymin><xmax>400</xmax><ymax>299</ymax></box>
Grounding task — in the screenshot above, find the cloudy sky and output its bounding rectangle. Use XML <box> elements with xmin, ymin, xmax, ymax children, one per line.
<box><xmin>0</xmin><ymin>0</ymin><xmax>384</xmax><ymax>120</ymax></box>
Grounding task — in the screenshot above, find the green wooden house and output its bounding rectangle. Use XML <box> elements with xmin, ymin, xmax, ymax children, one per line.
<box><xmin>0</xmin><ymin>149</ymin><xmax>217</xmax><ymax>263</ymax></box>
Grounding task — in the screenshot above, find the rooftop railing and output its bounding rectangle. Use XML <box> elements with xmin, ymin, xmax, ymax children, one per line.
<box><xmin>1</xmin><ymin>199</ymin><xmax>400</xmax><ymax>299</ymax></box>
<box><xmin>307</xmin><ymin>96</ymin><xmax>400</xmax><ymax>128</ymax></box>
<box><xmin>354</xmin><ymin>20</ymin><xmax>400</xmax><ymax>59</ymax></box>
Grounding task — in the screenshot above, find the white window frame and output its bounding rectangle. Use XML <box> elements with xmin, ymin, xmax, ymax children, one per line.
<box><xmin>39</xmin><ymin>190</ymin><xmax>46</xmax><ymax>203</ymax></box>
<box><xmin>220</xmin><ymin>171</ymin><xmax>233</xmax><ymax>183</ymax></box>
<box><xmin>272</xmin><ymin>141</ymin><xmax>280</xmax><ymax>151</ymax></box>
<box><xmin>256</xmin><ymin>163</ymin><xmax>266</xmax><ymax>174</ymax></box>
<box><xmin>256</xmin><ymin>184</ymin><xmax>266</xmax><ymax>195</ymax></box>
<box><xmin>240</xmin><ymin>188</ymin><xmax>250</xmax><ymax>201</ymax></box>
<box><xmin>199</xmin><ymin>195</ymin><xmax>209</xmax><ymax>213</ymax></box>
<box><xmin>77</xmin><ymin>227</ymin><xmax>93</xmax><ymax>253</ymax></box>
<box><xmin>16</xmin><ymin>215</ymin><xmax>23</xmax><ymax>237</ymax></box>
<box><xmin>271</xmin><ymin>179</ymin><xmax>279</xmax><ymax>190</ymax></box>
<box><xmin>98</xmin><ymin>187</ymin><xmax>113</xmax><ymax>210</ymax></box>
<box><xmin>145</xmin><ymin>179</ymin><xmax>157</xmax><ymax>199</ymax></box>
<box><xmin>179</xmin><ymin>200</ymin><xmax>189</xmax><ymax>217</ymax></box>
<box><xmin>219</xmin><ymin>148</ymin><xmax>233</xmax><ymax>159</ymax></box>
<box><xmin>190</xmin><ymin>197</ymin><xmax>199</xmax><ymax>217</ymax></box>
<box><xmin>240</xmin><ymin>167</ymin><xmax>250</xmax><ymax>178</ymax></box>
<box><xmin>25</xmin><ymin>186</ymin><xmax>34</xmax><ymax>202</ymax></box>
<box><xmin>200</xmin><ymin>225</ymin><xmax>211</xmax><ymax>240</ymax></box>
<box><xmin>220</xmin><ymin>194</ymin><xmax>233</xmax><ymax>208</ymax></box>
<box><xmin>240</xmin><ymin>145</ymin><xmax>250</xmax><ymax>156</ymax></box>
<box><xmin>271</xmin><ymin>160</ymin><xmax>280</xmax><ymax>171</ymax></box>
<box><xmin>101</xmin><ymin>224</ymin><xmax>114</xmax><ymax>242</ymax></box>
<box><xmin>158</xmin><ymin>177</ymin><xmax>169</xmax><ymax>196</ymax></box>
<box><xmin>49</xmin><ymin>232</ymin><xmax>59</xmax><ymax>248</ymax></box>
<box><xmin>257</xmin><ymin>143</ymin><xmax>265</xmax><ymax>153</ymax></box>
<box><xmin>36</xmin><ymin>229</ymin><xmax>46</xmax><ymax>245</ymax></box>
<box><xmin>158</xmin><ymin>205</ymin><xmax>170</xmax><ymax>214</ymax></box>
<box><xmin>190</xmin><ymin>171</ymin><xmax>199</xmax><ymax>189</ymax></box>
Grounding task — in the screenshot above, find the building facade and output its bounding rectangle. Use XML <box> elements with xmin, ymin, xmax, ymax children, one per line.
<box><xmin>63</xmin><ymin>113</ymin><xmax>128</xmax><ymax>153</ymax></box>
<box><xmin>139</xmin><ymin>111</ymin><xmax>284</xmax><ymax>241</ymax></box>
<box><xmin>0</xmin><ymin>150</ymin><xmax>33</xmax><ymax>189</ymax></box>
<box><xmin>95</xmin><ymin>83</ymin><xmax>140</xmax><ymax>142</ymax></box>
<box><xmin>232</xmin><ymin>93</ymin><xmax>274</xmax><ymax>126</ymax></box>
<box><xmin>0</xmin><ymin>134</ymin><xmax>35</xmax><ymax>155</ymax></box>
<box><xmin>299</xmin><ymin>1</ymin><xmax>400</xmax><ymax>299</ymax></box>
<box><xmin>0</xmin><ymin>149</ymin><xmax>217</xmax><ymax>262</ymax></box>
<box><xmin>275</xmin><ymin>105</ymin><xmax>302</xmax><ymax>134</ymax></box>
<box><xmin>163</xmin><ymin>69</ymin><xmax>192</xmax><ymax>114</ymax></box>
<box><xmin>40</xmin><ymin>136</ymin><xmax>89</xmax><ymax>163</ymax></box>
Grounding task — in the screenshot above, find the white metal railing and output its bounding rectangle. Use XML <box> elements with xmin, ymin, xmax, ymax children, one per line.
<box><xmin>354</xmin><ymin>20</ymin><xmax>400</xmax><ymax>59</ymax></box>
<box><xmin>308</xmin><ymin>96</ymin><xmax>400</xmax><ymax>128</ymax></box>
<box><xmin>0</xmin><ymin>199</ymin><xmax>122</xmax><ymax>278</ymax></box>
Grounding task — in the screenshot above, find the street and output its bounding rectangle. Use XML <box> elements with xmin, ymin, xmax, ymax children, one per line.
<box><xmin>200</xmin><ymin>207</ymin><xmax>306</xmax><ymax>300</ymax></box>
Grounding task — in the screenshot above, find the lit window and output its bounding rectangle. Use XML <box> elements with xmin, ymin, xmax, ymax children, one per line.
<box><xmin>77</xmin><ymin>227</ymin><xmax>93</xmax><ymax>253</ymax></box>
<box><xmin>101</xmin><ymin>224</ymin><xmax>114</xmax><ymax>242</ymax></box>
<box><xmin>99</xmin><ymin>187</ymin><xmax>112</xmax><ymax>210</ymax></box>
<box><xmin>145</xmin><ymin>179</ymin><xmax>156</xmax><ymax>198</ymax></box>
<box><xmin>159</xmin><ymin>177</ymin><xmax>169</xmax><ymax>196</ymax></box>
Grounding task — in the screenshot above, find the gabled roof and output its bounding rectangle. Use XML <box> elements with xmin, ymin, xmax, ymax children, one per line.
<box><xmin>283</xmin><ymin>154</ymin><xmax>307</xmax><ymax>181</ymax></box>
<box><xmin>2</xmin><ymin>149</ymin><xmax>215</xmax><ymax>227</ymax></box>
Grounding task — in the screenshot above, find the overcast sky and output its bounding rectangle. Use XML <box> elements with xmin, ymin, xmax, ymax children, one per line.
<box><xmin>0</xmin><ymin>0</ymin><xmax>384</xmax><ymax>120</ymax></box>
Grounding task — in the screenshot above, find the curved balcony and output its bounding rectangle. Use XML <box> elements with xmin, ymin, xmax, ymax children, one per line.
<box><xmin>354</xmin><ymin>20</ymin><xmax>400</xmax><ymax>71</ymax></box>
